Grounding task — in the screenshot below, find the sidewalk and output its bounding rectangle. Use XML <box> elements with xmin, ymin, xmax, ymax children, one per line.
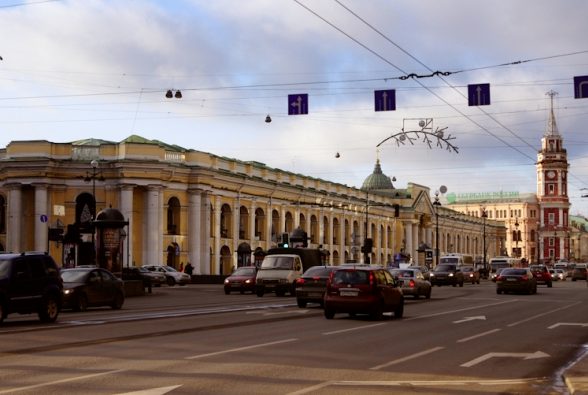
<box><xmin>563</xmin><ymin>347</ymin><xmax>588</xmax><ymax>395</ymax></box>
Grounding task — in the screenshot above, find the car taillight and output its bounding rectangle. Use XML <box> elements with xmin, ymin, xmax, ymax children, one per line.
<box><xmin>497</xmin><ymin>276</ymin><xmax>503</xmax><ymax>281</ymax></box>
<box><xmin>370</xmin><ymin>272</ymin><xmax>375</xmax><ymax>286</ymax></box>
<box><xmin>312</xmin><ymin>276</ymin><xmax>320</xmax><ymax>280</ymax></box>
<box><xmin>296</xmin><ymin>278</ymin><xmax>305</xmax><ymax>284</ymax></box>
<box><xmin>521</xmin><ymin>276</ymin><xmax>528</xmax><ymax>281</ymax></box>
<box><xmin>398</xmin><ymin>274</ymin><xmax>403</xmax><ymax>277</ymax></box>
<box><xmin>409</xmin><ymin>280</ymin><xmax>415</xmax><ymax>287</ymax></box>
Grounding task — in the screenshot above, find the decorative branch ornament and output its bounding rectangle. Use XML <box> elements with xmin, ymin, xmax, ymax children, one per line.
<box><xmin>376</xmin><ymin>118</ymin><xmax>458</xmax><ymax>153</ymax></box>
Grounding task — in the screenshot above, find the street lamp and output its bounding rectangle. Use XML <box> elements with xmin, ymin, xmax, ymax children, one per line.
<box><xmin>514</xmin><ymin>217</ymin><xmax>520</xmax><ymax>258</ymax></box>
<box><xmin>433</xmin><ymin>190</ymin><xmax>442</xmax><ymax>268</ymax></box>
<box><xmin>481</xmin><ymin>205</ymin><xmax>487</xmax><ymax>273</ymax></box>
<box><xmin>536</xmin><ymin>221</ymin><xmax>541</xmax><ymax>264</ymax></box>
<box><xmin>84</xmin><ymin>160</ymin><xmax>105</xmax><ymax>249</ymax></box>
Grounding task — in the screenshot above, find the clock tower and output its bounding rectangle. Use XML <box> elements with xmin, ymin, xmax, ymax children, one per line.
<box><xmin>536</xmin><ymin>91</ymin><xmax>570</xmax><ymax>263</ymax></box>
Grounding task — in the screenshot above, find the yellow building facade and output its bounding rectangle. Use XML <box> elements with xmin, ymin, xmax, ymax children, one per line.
<box><xmin>0</xmin><ymin>136</ymin><xmax>505</xmax><ymax>274</ymax></box>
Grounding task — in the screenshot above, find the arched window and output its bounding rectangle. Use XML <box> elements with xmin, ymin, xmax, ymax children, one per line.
<box><xmin>167</xmin><ymin>197</ymin><xmax>181</xmax><ymax>235</ymax></box>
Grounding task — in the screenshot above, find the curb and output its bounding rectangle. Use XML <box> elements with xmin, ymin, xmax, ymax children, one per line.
<box><xmin>563</xmin><ymin>348</ymin><xmax>588</xmax><ymax>394</ymax></box>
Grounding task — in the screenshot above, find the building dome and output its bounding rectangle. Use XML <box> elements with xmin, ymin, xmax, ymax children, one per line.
<box><xmin>361</xmin><ymin>160</ymin><xmax>394</xmax><ymax>190</ymax></box>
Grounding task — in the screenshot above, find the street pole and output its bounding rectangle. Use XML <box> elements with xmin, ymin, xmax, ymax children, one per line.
<box><xmin>482</xmin><ymin>205</ymin><xmax>487</xmax><ymax>273</ymax></box>
<box><xmin>364</xmin><ymin>191</ymin><xmax>369</xmax><ymax>264</ymax></box>
<box><xmin>433</xmin><ymin>191</ymin><xmax>441</xmax><ymax>268</ymax></box>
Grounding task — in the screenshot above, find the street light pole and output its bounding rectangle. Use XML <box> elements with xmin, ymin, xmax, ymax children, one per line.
<box><xmin>536</xmin><ymin>221</ymin><xmax>541</xmax><ymax>264</ymax></box>
<box><xmin>482</xmin><ymin>205</ymin><xmax>487</xmax><ymax>272</ymax></box>
<box><xmin>433</xmin><ymin>190</ymin><xmax>441</xmax><ymax>268</ymax></box>
<box><xmin>514</xmin><ymin>217</ymin><xmax>520</xmax><ymax>258</ymax></box>
<box><xmin>84</xmin><ymin>160</ymin><xmax>105</xmax><ymax>259</ymax></box>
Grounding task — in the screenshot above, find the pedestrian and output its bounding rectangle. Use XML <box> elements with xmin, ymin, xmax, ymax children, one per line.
<box><xmin>185</xmin><ymin>262</ymin><xmax>194</xmax><ymax>275</ymax></box>
<box><xmin>179</xmin><ymin>262</ymin><xmax>184</xmax><ymax>273</ymax></box>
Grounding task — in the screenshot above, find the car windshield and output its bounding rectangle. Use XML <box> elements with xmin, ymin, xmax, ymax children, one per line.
<box><xmin>434</xmin><ymin>265</ymin><xmax>456</xmax><ymax>272</ymax></box>
<box><xmin>390</xmin><ymin>270</ymin><xmax>415</xmax><ymax>278</ymax></box>
<box><xmin>332</xmin><ymin>270</ymin><xmax>369</xmax><ymax>284</ymax></box>
<box><xmin>232</xmin><ymin>268</ymin><xmax>256</xmax><ymax>276</ymax></box>
<box><xmin>0</xmin><ymin>258</ymin><xmax>11</xmax><ymax>279</ymax></box>
<box><xmin>502</xmin><ymin>269</ymin><xmax>526</xmax><ymax>276</ymax></box>
<box><xmin>529</xmin><ymin>266</ymin><xmax>545</xmax><ymax>271</ymax></box>
<box><xmin>261</xmin><ymin>256</ymin><xmax>294</xmax><ymax>270</ymax></box>
<box><xmin>461</xmin><ymin>267</ymin><xmax>474</xmax><ymax>272</ymax></box>
<box><xmin>303</xmin><ymin>266</ymin><xmax>335</xmax><ymax>277</ymax></box>
<box><xmin>61</xmin><ymin>270</ymin><xmax>89</xmax><ymax>283</ymax></box>
<box><xmin>162</xmin><ymin>266</ymin><xmax>177</xmax><ymax>272</ymax></box>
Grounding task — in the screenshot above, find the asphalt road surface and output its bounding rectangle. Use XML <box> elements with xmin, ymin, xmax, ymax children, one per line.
<box><xmin>0</xmin><ymin>278</ymin><xmax>587</xmax><ymax>395</ymax></box>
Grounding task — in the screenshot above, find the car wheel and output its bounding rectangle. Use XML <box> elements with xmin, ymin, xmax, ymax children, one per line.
<box><xmin>224</xmin><ymin>289</ymin><xmax>230</xmax><ymax>295</ymax></box>
<box><xmin>111</xmin><ymin>291</ymin><xmax>124</xmax><ymax>310</ymax></box>
<box><xmin>496</xmin><ymin>289</ymin><xmax>502</xmax><ymax>294</ymax></box>
<box><xmin>414</xmin><ymin>290</ymin><xmax>420</xmax><ymax>300</ymax></box>
<box><xmin>256</xmin><ymin>290</ymin><xmax>264</xmax><ymax>297</ymax></box>
<box><xmin>297</xmin><ymin>300</ymin><xmax>307</xmax><ymax>308</ymax></box>
<box><xmin>452</xmin><ymin>283</ymin><xmax>456</xmax><ymax>287</ymax></box>
<box><xmin>324</xmin><ymin>309</ymin><xmax>335</xmax><ymax>319</ymax></box>
<box><xmin>319</xmin><ymin>301</ymin><xmax>324</xmax><ymax>308</ymax></box>
<box><xmin>348</xmin><ymin>312</ymin><xmax>356</xmax><ymax>318</ymax></box>
<box><xmin>73</xmin><ymin>294</ymin><xmax>88</xmax><ymax>312</ymax></box>
<box><xmin>572</xmin><ymin>278</ymin><xmax>577</xmax><ymax>282</ymax></box>
<box><xmin>0</xmin><ymin>300</ymin><xmax>4</xmax><ymax>324</ymax></box>
<box><xmin>459</xmin><ymin>280</ymin><xmax>464</xmax><ymax>287</ymax></box>
<box><xmin>38</xmin><ymin>295</ymin><xmax>59</xmax><ymax>323</ymax></box>
<box><xmin>394</xmin><ymin>297</ymin><xmax>404</xmax><ymax>318</ymax></box>
<box><xmin>167</xmin><ymin>277</ymin><xmax>175</xmax><ymax>286</ymax></box>
<box><xmin>425</xmin><ymin>288</ymin><xmax>431</xmax><ymax>299</ymax></box>
<box><xmin>477</xmin><ymin>280</ymin><xmax>481</xmax><ymax>284</ymax></box>
<box><xmin>548</xmin><ymin>282</ymin><xmax>553</xmax><ymax>288</ymax></box>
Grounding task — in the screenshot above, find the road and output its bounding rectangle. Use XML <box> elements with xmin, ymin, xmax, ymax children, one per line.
<box><xmin>0</xmin><ymin>278</ymin><xmax>587</xmax><ymax>394</ymax></box>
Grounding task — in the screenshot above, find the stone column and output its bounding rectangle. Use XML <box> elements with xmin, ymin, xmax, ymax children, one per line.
<box><xmin>201</xmin><ymin>192</ymin><xmax>211</xmax><ymax>274</ymax></box>
<box><xmin>188</xmin><ymin>189</ymin><xmax>202</xmax><ymax>274</ymax></box>
<box><xmin>340</xmin><ymin>211</ymin><xmax>345</xmax><ymax>265</ymax></box>
<box><xmin>405</xmin><ymin>221</ymin><xmax>413</xmax><ymax>262</ymax></box>
<box><xmin>145</xmin><ymin>185</ymin><xmax>161</xmax><ymax>266</ymax></box>
<box><xmin>266</xmin><ymin>200</ymin><xmax>273</xmax><ymax>250</ymax></box>
<box><xmin>319</xmin><ymin>209</ymin><xmax>324</xmax><ymax>246</ymax></box>
<box><xmin>233</xmin><ymin>197</ymin><xmax>240</xmax><ymax>271</ymax></box>
<box><xmin>119</xmin><ymin>185</ymin><xmax>135</xmax><ymax>267</ymax></box>
<box><xmin>7</xmin><ymin>184</ymin><xmax>22</xmax><ymax>253</ymax></box>
<box><xmin>250</xmin><ymin>199</ymin><xmax>256</xmax><ymax>247</ymax></box>
<box><xmin>214</xmin><ymin>195</ymin><xmax>221</xmax><ymax>274</ymax></box>
<box><xmin>329</xmin><ymin>211</ymin><xmax>334</xmax><ymax>257</ymax></box>
<box><xmin>33</xmin><ymin>184</ymin><xmax>49</xmax><ymax>252</ymax></box>
<box><xmin>158</xmin><ymin>187</ymin><xmax>164</xmax><ymax>265</ymax></box>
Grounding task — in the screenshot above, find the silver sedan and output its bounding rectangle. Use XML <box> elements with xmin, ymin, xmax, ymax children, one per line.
<box><xmin>144</xmin><ymin>265</ymin><xmax>192</xmax><ymax>286</ymax></box>
<box><xmin>388</xmin><ymin>268</ymin><xmax>432</xmax><ymax>299</ymax></box>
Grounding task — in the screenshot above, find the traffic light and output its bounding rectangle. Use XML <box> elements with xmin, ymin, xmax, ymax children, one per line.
<box><xmin>364</xmin><ymin>238</ymin><xmax>373</xmax><ymax>253</ymax></box>
<box><xmin>282</xmin><ymin>232</ymin><xmax>290</xmax><ymax>248</ymax></box>
<box><xmin>302</xmin><ymin>231</ymin><xmax>308</xmax><ymax>248</ymax></box>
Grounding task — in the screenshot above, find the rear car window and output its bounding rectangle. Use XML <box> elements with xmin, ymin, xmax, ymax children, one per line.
<box><xmin>390</xmin><ymin>270</ymin><xmax>415</xmax><ymax>278</ymax></box>
<box><xmin>434</xmin><ymin>265</ymin><xmax>456</xmax><ymax>272</ymax></box>
<box><xmin>303</xmin><ymin>266</ymin><xmax>335</xmax><ymax>277</ymax></box>
<box><xmin>502</xmin><ymin>269</ymin><xmax>526</xmax><ymax>276</ymax></box>
<box><xmin>332</xmin><ymin>270</ymin><xmax>369</xmax><ymax>284</ymax></box>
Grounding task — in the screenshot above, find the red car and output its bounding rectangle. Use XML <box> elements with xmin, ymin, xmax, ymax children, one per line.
<box><xmin>529</xmin><ymin>265</ymin><xmax>552</xmax><ymax>287</ymax></box>
<box><xmin>224</xmin><ymin>266</ymin><xmax>258</xmax><ymax>294</ymax></box>
<box><xmin>324</xmin><ymin>267</ymin><xmax>404</xmax><ymax>321</ymax></box>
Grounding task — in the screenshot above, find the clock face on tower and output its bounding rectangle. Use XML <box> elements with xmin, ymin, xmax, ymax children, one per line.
<box><xmin>547</xmin><ymin>171</ymin><xmax>556</xmax><ymax>179</ymax></box>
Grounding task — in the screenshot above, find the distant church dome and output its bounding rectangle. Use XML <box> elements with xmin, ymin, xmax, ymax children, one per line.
<box><xmin>362</xmin><ymin>160</ymin><xmax>394</xmax><ymax>190</ymax></box>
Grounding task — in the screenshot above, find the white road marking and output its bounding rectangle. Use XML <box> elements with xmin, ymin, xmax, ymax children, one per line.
<box><xmin>246</xmin><ymin>310</ymin><xmax>308</xmax><ymax>316</ymax></box>
<box><xmin>461</xmin><ymin>351</ymin><xmax>550</xmax><ymax>367</ymax></box>
<box><xmin>370</xmin><ymin>347</ymin><xmax>444</xmax><ymax>370</ymax></box>
<box><xmin>0</xmin><ymin>369</ymin><xmax>126</xmax><ymax>394</ymax></box>
<box><xmin>323</xmin><ymin>323</ymin><xmax>385</xmax><ymax>335</ymax></box>
<box><xmin>404</xmin><ymin>300</ymin><xmax>515</xmax><ymax>321</ymax></box>
<box><xmin>185</xmin><ymin>338</ymin><xmax>297</xmax><ymax>359</ymax></box>
<box><xmin>284</xmin><ymin>378</ymin><xmax>545</xmax><ymax>394</ymax></box>
<box><xmin>453</xmin><ymin>316</ymin><xmax>486</xmax><ymax>323</ymax></box>
<box><xmin>457</xmin><ymin>329</ymin><xmax>501</xmax><ymax>343</ymax></box>
<box><xmin>548</xmin><ymin>322</ymin><xmax>588</xmax><ymax>329</ymax></box>
<box><xmin>507</xmin><ymin>302</ymin><xmax>581</xmax><ymax>327</ymax></box>
<box><xmin>115</xmin><ymin>386</ymin><xmax>182</xmax><ymax>395</ymax></box>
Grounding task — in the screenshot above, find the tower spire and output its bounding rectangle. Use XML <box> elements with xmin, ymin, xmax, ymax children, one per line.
<box><xmin>545</xmin><ymin>90</ymin><xmax>559</xmax><ymax>137</ymax></box>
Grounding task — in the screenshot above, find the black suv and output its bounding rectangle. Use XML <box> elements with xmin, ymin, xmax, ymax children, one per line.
<box><xmin>429</xmin><ymin>264</ymin><xmax>464</xmax><ymax>287</ymax></box>
<box><xmin>0</xmin><ymin>252</ymin><xmax>63</xmax><ymax>323</ymax></box>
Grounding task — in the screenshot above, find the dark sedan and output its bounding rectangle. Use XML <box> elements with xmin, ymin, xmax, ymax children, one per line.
<box><xmin>122</xmin><ymin>266</ymin><xmax>166</xmax><ymax>288</ymax></box>
<box><xmin>461</xmin><ymin>266</ymin><xmax>481</xmax><ymax>284</ymax></box>
<box><xmin>61</xmin><ymin>268</ymin><xmax>125</xmax><ymax>311</ymax></box>
<box><xmin>429</xmin><ymin>264</ymin><xmax>464</xmax><ymax>287</ymax></box>
<box><xmin>224</xmin><ymin>266</ymin><xmax>258</xmax><ymax>294</ymax></box>
<box><xmin>295</xmin><ymin>266</ymin><xmax>337</xmax><ymax>308</ymax></box>
<box><xmin>496</xmin><ymin>268</ymin><xmax>537</xmax><ymax>295</ymax></box>
<box><xmin>572</xmin><ymin>267</ymin><xmax>588</xmax><ymax>281</ymax></box>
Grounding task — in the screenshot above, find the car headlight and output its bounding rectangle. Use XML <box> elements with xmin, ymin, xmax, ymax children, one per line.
<box><xmin>224</xmin><ymin>279</ymin><xmax>229</xmax><ymax>284</ymax></box>
<box><xmin>245</xmin><ymin>279</ymin><xmax>251</xmax><ymax>284</ymax></box>
<box><xmin>64</xmin><ymin>289</ymin><xmax>74</xmax><ymax>295</ymax></box>
<box><xmin>430</xmin><ymin>273</ymin><xmax>434</xmax><ymax>277</ymax></box>
<box><xmin>280</xmin><ymin>279</ymin><xmax>289</xmax><ymax>284</ymax></box>
<box><xmin>449</xmin><ymin>273</ymin><xmax>454</xmax><ymax>277</ymax></box>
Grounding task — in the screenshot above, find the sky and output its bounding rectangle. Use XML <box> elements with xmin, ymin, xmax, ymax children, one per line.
<box><xmin>2</xmin><ymin>0</ymin><xmax>588</xmax><ymax>214</ymax></box>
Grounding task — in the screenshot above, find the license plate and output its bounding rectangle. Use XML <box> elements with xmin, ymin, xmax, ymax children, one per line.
<box><xmin>340</xmin><ymin>291</ymin><xmax>358</xmax><ymax>297</ymax></box>
<box><xmin>308</xmin><ymin>292</ymin><xmax>322</xmax><ymax>297</ymax></box>
<box><xmin>506</xmin><ymin>278</ymin><xmax>517</xmax><ymax>282</ymax></box>
<box><xmin>265</xmin><ymin>284</ymin><xmax>276</xmax><ymax>287</ymax></box>
<box><xmin>437</xmin><ymin>276</ymin><xmax>445</xmax><ymax>279</ymax></box>
<box><xmin>231</xmin><ymin>284</ymin><xmax>240</xmax><ymax>287</ymax></box>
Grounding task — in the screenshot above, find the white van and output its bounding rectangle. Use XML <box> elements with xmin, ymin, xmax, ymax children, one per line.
<box><xmin>439</xmin><ymin>253</ymin><xmax>474</xmax><ymax>266</ymax></box>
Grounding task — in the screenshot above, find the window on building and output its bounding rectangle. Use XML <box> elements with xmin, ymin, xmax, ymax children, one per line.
<box><xmin>549</xmin><ymin>184</ymin><xmax>554</xmax><ymax>195</ymax></box>
<box><xmin>549</xmin><ymin>213</ymin><xmax>554</xmax><ymax>225</ymax></box>
<box><xmin>530</xmin><ymin>229</ymin><xmax>535</xmax><ymax>242</ymax></box>
<box><xmin>549</xmin><ymin>238</ymin><xmax>555</xmax><ymax>246</ymax></box>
